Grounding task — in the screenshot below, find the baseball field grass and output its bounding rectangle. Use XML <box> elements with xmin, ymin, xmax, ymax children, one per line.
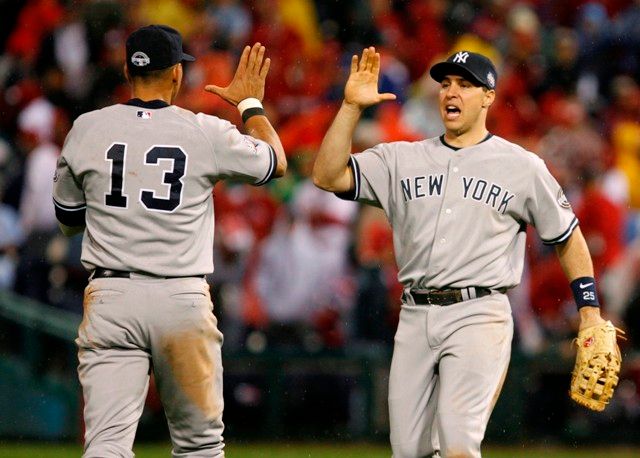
<box><xmin>0</xmin><ymin>443</ymin><xmax>639</xmax><ymax>457</ymax></box>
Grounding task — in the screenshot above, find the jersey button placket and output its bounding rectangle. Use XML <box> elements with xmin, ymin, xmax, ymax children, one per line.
<box><xmin>445</xmin><ymin>161</ymin><xmax>459</xmax><ymax>217</ymax></box>
<box><xmin>443</xmin><ymin>162</ymin><xmax>457</xmax><ymax>217</ymax></box>
<box><xmin>429</xmin><ymin>159</ymin><xmax>455</xmax><ymax>269</ymax></box>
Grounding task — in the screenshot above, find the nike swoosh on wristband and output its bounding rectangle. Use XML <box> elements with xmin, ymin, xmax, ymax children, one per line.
<box><xmin>579</xmin><ymin>282</ymin><xmax>594</xmax><ymax>289</ymax></box>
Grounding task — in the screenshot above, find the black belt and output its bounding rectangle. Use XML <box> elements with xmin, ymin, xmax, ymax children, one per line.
<box><xmin>409</xmin><ymin>287</ymin><xmax>498</xmax><ymax>306</ymax></box>
<box><xmin>91</xmin><ymin>268</ymin><xmax>204</xmax><ymax>280</ymax></box>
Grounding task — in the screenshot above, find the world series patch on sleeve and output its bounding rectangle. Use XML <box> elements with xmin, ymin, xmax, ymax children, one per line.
<box><xmin>570</xmin><ymin>320</ymin><xmax>625</xmax><ymax>411</ymax></box>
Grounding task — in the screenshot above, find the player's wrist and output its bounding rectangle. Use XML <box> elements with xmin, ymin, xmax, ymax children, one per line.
<box><xmin>237</xmin><ymin>98</ymin><xmax>265</xmax><ymax>123</ymax></box>
<box><xmin>341</xmin><ymin>100</ymin><xmax>364</xmax><ymax>117</ymax></box>
<box><xmin>570</xmin><ymin>276</ymin><xmax>599</xmax><ymax>311</ymax></box>
<box><xmin>578</xmin><ymin>307</ymin><xmax>605</xmax><ymax>330</ymax></box>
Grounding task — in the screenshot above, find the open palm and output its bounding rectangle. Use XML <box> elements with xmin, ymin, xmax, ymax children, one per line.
<box><xmin>205</xmin><ymin>42</ymin><xmax>270</xmax><ymax>106</ymax></box>
<box><xmin>345</xmin><ymin>47</ymin><xmax>396</xmax><ymax>108</ymax></box>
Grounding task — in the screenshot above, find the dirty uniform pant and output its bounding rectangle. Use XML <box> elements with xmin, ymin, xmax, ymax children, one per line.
<box><xmin>77</xmin><ymin>275</ymin><xmax>224</xmax><ymax>458</ymax></box>
<box><xmin>389</xmin><ymin>293</ymin><xmax>513</xmax><ymax>458</ymax></box>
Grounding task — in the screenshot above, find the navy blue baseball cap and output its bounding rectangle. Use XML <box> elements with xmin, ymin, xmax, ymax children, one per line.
<box><xmin>126</xmin><ymin>25</ymin><xmax>195</xmax><ymax>74</ymax></box>
<box><xmin>430</xmin><ymin>51</ymin><xmax>497</xmax><ymax>90</ymax></box>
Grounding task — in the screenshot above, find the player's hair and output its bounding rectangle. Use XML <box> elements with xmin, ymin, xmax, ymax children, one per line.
<box><xmin>128</xmin><ymin>65</ymin><xmax>177</xmax><ymax>83</ymax></box>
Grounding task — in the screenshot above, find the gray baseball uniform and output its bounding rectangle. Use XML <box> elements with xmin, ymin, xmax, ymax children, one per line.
<box><xmin>52</xmin><ymin>98</ymin><xmax>276</xmax><ymax>457</ymax></box>
<box><xmin>337</xmin><ymin>133</ymin><xmax>576</xmax><ymax>457</ymax></box>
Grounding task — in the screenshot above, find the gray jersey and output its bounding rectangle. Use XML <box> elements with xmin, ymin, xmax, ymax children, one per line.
<box><xmin>338</xmin><ymin>134</ymin><xmax>576</xmax><ymax>290</ymax></box>
<box><xmin>52</xmin><ymin>100</ymin><xmax>276</xmax><ymax>276</ymax></box>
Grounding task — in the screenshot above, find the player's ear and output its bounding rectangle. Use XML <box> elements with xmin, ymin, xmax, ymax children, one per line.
<box><xmin>482</xmin><ymin>89</ymin><xmax>495</xmax><ymax>109</ymax></box>
<box><xmin>172</xmin><ymin>63</ymin><xmax>182</xmax><ymax>83</ymax></box>
<box><xmin>123</xmin><ymin>64</ymin><xmax>131</xmax><ymax>84</ymax></box>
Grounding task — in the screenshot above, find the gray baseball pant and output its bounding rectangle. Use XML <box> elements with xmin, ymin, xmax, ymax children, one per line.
<box><xmin>76</xmin><ymin>274</ymin><xmax>224</xmax><ymax>458</ymax></box>
<box><xmin>389</xmin><ymin>293</ymin><xmax>513</xmax><ymax>458</ymax></box>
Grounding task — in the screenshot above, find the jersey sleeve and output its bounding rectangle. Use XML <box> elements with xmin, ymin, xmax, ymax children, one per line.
<box><xmin>335</xmin><ymin>144</ymin><xmax>391</xmax><ymax>209</ymax></box>
<box><xmin>524</xmin><ymin>157</ymin><xmax>578</xmax><ymax>245</ymax></box>
<box><xmin>52</xmin><ymin>124</ymin><xmax>86</xmax><ymax>227</ymax></box>
<box><xmin>197</xmin><ymin>113</ymin><xmax>276</xmax><ymax>185</ymax></box>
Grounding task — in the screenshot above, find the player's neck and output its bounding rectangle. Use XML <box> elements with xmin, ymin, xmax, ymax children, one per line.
<box><xmin>131</xmin><ymin>85</ymin><xmax>174</xmax><ymax>105</ymax></box>
<box><xmin>443</xmin><ymin>126</ymin><xmax>490</xmax><ymax>149</ymax></box>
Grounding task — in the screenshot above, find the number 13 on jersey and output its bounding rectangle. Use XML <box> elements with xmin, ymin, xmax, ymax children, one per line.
<box><xmin>105</xmin><ymin>143</ymin><xmax>187</xmax><ymax>212</ymax></box>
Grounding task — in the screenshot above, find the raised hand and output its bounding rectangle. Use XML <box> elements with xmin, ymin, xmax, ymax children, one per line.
<box><xmin>344</xmin><ymin>47</ymin><xmax>396</xmax><ymax>109</ymax></box>
<box><xmin>204</xmin><ymin>42</ymin><xmax>270</xmax><ymax>106</ymax></box>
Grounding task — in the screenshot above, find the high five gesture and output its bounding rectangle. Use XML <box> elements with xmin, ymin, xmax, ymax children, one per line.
<box><xmin>204</xmin><ymin>42</ymin><xmax>286</xmax><ymax>178</ymax></box>
<box><xmin>312</xmin><ymin>46</ymin><xmax>396</xmax><ymax>193</ymax></box>
<box><xmin>205</xmin><ymin>42</ymin><xmax>270</xmax><ymax>106</ymax></box>
<box><xmin>345</xmin><ymin>47</ymin><xmax>396</xmax><ymax>109</ymax></box>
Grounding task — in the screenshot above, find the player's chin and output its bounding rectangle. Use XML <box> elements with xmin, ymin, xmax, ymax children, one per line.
<box><xmin>442</xmin><ymin>118</ymin><xmax>465</xmax><ymax>132</ymax></box>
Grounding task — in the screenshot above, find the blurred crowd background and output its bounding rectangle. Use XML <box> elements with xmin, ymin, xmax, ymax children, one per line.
<box><xmin>1</xmin><ymin>0</ymin><xmax>640</xmax><ymax>444</ymax></box>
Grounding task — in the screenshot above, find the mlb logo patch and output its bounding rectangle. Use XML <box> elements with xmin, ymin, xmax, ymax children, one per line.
<box><xmin>137</xmin><ymin>110</ymin><xmax>152</xmax><ymax>119</ymax></box>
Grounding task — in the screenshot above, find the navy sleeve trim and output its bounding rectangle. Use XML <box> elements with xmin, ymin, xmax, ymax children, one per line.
<box><xmin>541</xmin><ymin>217</ymin><xmax>578</xmax><ymax>245</ymax></box>
<box><xmin>334</xmin><ymin>156</ymin><xmax>360</xmax><ymax>201</ymax></box>
<box><xmin>254</xmin><ymin>145</ymin><xmax>277</xmax><ymax>186</ymax></box>
<box><xmin>53</xmin><ymin>198</ymin><xmax>86</xmax><ymax>227</ymax></box>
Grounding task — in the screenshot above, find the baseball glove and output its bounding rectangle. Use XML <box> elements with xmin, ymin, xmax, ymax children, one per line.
<box><xmin>569</xmin><ymin>320</ymin><xmax>624</xmax><ymax>411</ymax></box>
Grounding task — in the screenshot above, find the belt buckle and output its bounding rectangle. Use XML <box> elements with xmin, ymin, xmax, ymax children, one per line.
<box><xmin>425</xmin><ymin>293</ymin><xmax>434</xmax><ymax>305</ymax></box>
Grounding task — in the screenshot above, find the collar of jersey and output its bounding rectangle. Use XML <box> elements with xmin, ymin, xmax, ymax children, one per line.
<box><xmin>125</xmin><ymin>98</ymin><xmax>170</xmax><ymax>109</ymax></box>
<box><xmin>440</xmin><ymin>132</ymin><xmax>493</xmax><ymax>151</ymax></box>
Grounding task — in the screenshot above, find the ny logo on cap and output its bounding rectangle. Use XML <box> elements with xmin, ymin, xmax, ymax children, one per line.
<box><xmin>452</xmin><ymin>51</ymin><xmax>469</xmax><ymax>64</ymax></box>
<box><xmin>131</xmin><ymin>51</ymin><xmax>151</xmax><ymax>67</ymax></box>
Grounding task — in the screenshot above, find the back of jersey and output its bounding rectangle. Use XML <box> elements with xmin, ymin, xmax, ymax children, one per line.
<box><xmin>53</xmin><ymin>100</ymin><xmax>276</xmax><ymax>276</ymax></box>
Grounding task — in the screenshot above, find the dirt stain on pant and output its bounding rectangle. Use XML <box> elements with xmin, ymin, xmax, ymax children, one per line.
<box><xmin>79</xmin><ymin>285</ymin><xmax>97</xmax><ymax>347</ymax></box>
<box><xmin>161</xmin><ymin>329</ymin><xmax>222</xmax><ymax>421</ymax></box>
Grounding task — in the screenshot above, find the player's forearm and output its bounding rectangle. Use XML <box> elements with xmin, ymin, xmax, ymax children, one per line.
<box><xmin>244</xmin><ymin>115</ymin><xmax>287</xmax><ymax>177</ymax></box>
<box><xmin>555</xmin><ymin>227</ymin><xmax>593</xmax><ymax>280</ymax></box>
<box><xmin>555</xmin><ymin>227</ymin><xmax>603</xmax><ymax>327</ymax></box>
<box><xmin>312</xmin><ymin>101</ymin><xmax>362</xmax><ymax>192</ymax></box>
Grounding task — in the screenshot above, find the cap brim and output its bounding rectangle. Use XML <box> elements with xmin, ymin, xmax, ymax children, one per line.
<box><xmin>429</xmin><ymin>62</ymin><xmax>485</xmax><ymax>87</ymax></box>
<box><xmin>182</xmin><ymin>53</ymin><xmax>195</xmax><ymax>62</ymax></box>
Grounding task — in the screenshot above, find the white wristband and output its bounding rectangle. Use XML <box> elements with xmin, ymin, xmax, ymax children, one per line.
<box><xmin>237</xmin><ymin>98</ymin><xmax>263</xmax><ymax>114</ymax></box>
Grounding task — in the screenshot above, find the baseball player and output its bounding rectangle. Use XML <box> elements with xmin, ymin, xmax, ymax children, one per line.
<box><xmin>52</xmin><ymin>25</ymin><xmax>286</xmax><ymax>457</ymax></box>
<box><xmin>312</xmin><ymin>47</ymin><xmax>606</xmax><ymax>457</ymax></box>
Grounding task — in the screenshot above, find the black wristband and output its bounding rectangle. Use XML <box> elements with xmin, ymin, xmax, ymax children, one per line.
<box><xmin>242</xmin><ymin>107</ymin><xmax>265</xmax><ymax>123</ymax></box>
<box><xmin>570</xmin><ymin>276</ymin><xmax>599</xmax><ymax>309</ymax></box>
